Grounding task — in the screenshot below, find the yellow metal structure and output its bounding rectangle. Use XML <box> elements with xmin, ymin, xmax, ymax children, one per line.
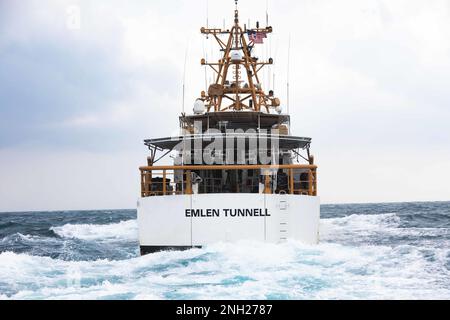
<box><xmin>199</xmin><ymin>5</ymin><xmax>277</xmax><ymax>112</ymax></box>
<box><xmin>140</xmin><ymin>164</ymin><xmax>318</xmax><ymax>197</ymax></box>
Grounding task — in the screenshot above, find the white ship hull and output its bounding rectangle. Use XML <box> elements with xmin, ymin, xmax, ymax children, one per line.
<box><xmin>137</xmin><ymin>193</ymin><xmax>320</xmax><ymax>254</ymax></box>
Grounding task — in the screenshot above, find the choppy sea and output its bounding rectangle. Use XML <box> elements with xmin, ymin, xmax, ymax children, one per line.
<box><xmin>0</xmin><ymin>201</ymin><xmax>449</xmax><ymax>299</ymax></box>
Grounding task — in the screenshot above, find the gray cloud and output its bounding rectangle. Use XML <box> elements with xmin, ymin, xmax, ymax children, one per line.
<box><xmin>0</xmin><ymin>0</ymin><xmax>180</xmax><ymax>150</ymax></box>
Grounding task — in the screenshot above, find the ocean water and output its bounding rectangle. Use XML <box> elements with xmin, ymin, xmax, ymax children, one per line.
<box><xmin>0</xmin><ymin>202</ymin><xmax>449</xmax><ymax>300</ymax></box>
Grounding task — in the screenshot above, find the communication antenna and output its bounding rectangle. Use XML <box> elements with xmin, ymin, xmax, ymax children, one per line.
<box><xmin>182</xmin><ymin>41</ymin><xmax>189</xmax><ymax>114</ymax></box>
<box><xmin>204</xmin><ymin>0</ymin><xmax>209</xmax><ymax>91</ymax></box>
<box><xmin>287</xmin><ymin>33</ymin><xmax>291</xmax><ymax>114</ymax></box>
<box><xmin>203</xmin><ymin>38</ymin><xmax>208</xmax><ymax>91</ymax></box>
<box><xmin>273</xmin><ymin>73</ymin><xmax>276</xmax><ymax>92</ymax></box>
<box><xmin>206</xmin><ymin>0</ymin><xmax>209</xmax><ymax>29</ymax></box>
<box><xmin>268</xmin><ymin>9</ymin><xmax>272</xmax><ymax>90</ymax></box>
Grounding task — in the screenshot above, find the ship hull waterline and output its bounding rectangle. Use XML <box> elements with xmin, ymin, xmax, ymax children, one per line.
<box><xmin>137</xmin><ymin>193</ymin><xmax>320</xmax><ymax>255</ymax></box>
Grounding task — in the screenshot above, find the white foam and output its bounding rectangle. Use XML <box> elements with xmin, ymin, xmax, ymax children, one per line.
<box><xmin>321</xmin><ymin>213</ymin><xmax>399</xmax><ymax>237</ymax></box>
<box><xmin>1</xmin><ymin>213</ymin><xmax>449</xmax><ymax>300</ymax></box>
<box><xmin>50</xmin><ymin>220</ymin><xmax>138</xmax><ymax>241</ymax></box>
<box><xmin>0</xmin><ymin>237</ymin><xmax>449</xmax><ymax>300</ymax></box>
<box><xmin>321</xmin><ymin>213</ymin><xmax>450</xmax><ymax>242</ymax></box>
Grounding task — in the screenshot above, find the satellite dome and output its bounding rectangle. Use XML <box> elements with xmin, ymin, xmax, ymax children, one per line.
<box><xmin>193</xmin><ymin>99</ymin><xmax>205</xmax><ymax>114</ymax></box>
<box><xmin>275</xmin><ymin>105</ymin><xmax>283</xmax><ymax>114</ymax></box>
<box><xmin>230</xmin><ymin>50</ymin><xmax>243</xmax><ymax>62</ymax></box>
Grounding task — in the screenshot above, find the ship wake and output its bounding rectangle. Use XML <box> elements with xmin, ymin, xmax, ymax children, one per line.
<box><xmin>1</xmin><ymin>210</ymin><xmax>449</xmax><ymax>300</ymax></box>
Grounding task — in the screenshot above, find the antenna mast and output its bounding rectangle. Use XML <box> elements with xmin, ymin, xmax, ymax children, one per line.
<box><xmin>182</xmin><ymin>42</ymin><xmax>189</xmax><ymax>114</ymax></box>
<box><xmin>206</xmin><ymin>0</ymin><xmax>209</xmax><ymax>29</ymax></box>
<box><xmin>287</xmin><ymin>34</ymin><xmax>291</xmax><ymax>114</ymax></box>
<box><xmin>198</xmin><ymin>0</ymin><xmax>279</xmax><ymax>113</ymax></box>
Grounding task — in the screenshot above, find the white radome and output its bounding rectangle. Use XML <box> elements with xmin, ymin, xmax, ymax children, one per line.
<box><xmin>275</xmin><ymin>105</ymin><xmax>283</xmax><ymax>114</ymax></box>
<box><xmin>230</xmin><ymin>50</ymin><xmax>243</xmax><ymax>62</ymax></box>
<box><xmin>193</xmin><ymin>99</ymin><xmax>205</xmax><ymax>114</ymax></box>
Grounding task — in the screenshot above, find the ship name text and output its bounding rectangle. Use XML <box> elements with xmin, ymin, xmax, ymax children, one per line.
<box><xmin>185</xmin><ymin>208</ymin><xmax>270</xmax><ymax>217</ymax></box>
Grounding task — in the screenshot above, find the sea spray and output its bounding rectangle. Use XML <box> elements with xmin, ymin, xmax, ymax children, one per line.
<box><xmin>0</xmin><ymin>203</ymin><xmax>449</xmax><ymax>299</ymax></box>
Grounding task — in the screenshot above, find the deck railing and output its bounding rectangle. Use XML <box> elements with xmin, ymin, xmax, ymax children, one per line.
<box><xmin>140</xmin><ymin>164</ymin><xmax>317</xmax><ymax>197</ymax></box>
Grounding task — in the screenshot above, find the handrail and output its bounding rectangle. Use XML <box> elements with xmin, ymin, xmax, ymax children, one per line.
<box><xmin>140</xmin><ymin>164</ymin><xmax>317</xmax><ymax>197</ymax></box>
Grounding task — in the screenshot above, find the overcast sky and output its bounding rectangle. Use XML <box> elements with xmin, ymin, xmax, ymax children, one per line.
<box><xmin>0</xmin><ymin>0</ymin><xmax>449</xmax><ymax>211</ymax></box>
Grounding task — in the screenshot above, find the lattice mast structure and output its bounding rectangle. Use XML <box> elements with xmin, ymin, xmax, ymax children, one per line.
<box><xmin>199</xmin><ymin>1</ymin><xmax>280</xmax><ymax>113</ymax></box>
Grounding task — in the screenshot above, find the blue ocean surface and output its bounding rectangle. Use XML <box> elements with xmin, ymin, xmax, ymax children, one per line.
<box><xmin>0</xmin><ymin>201</ymin><xmax>449</xmax><ymax>299</ymax></box>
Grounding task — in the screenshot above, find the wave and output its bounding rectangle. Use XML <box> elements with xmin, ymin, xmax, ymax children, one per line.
<box><xmin>1</xmin><ymin>232</ymin><xmax>40</xmax><ymax>243</ymax></box>
<box><xmin>1</xmin><ymin>210</ymin><xmax>449</xmax><ymax>299</ymax></box>
<box><xmin>0</xmin><ymin>232</ymin><xmax>61</xmax><ymax>249</ymax></box>
<box><xmin>321</xmin><ymin>213</ymin><xmax>450</xmax><ymax>244</ymax></box>
<box><xmin>50</xmin><ymin>220</ymin><xmax>138</xmax><ymax>241</ymax></box>
<box><xmin>0</xmin><ymin>237</ymin><xmax>449</xmax><ymax>300</ymax></box>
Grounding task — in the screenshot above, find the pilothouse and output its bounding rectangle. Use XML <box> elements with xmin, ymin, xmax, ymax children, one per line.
<box><xmin>137</xmin><ymin>1</ymin><xmax>320</xmax><ymax>255</ymax></box>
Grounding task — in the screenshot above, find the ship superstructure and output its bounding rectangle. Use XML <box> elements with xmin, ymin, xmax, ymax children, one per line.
<box><xmin>137</xmin><ymin>2</ymin><xmax>319</xmax><ymax>254</ymax></box>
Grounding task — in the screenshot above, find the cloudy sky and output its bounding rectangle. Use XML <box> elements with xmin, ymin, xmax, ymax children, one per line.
<box><xmin>0</xmin><ymin>0</ymin><xmax>449</xmax><ymax>211</ymax></box>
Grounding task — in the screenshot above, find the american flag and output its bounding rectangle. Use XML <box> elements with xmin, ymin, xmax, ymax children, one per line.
<box><xmin>248</xmin><ymin>31</ymin><xmax>267</xmax><ymax>44</ymax></box>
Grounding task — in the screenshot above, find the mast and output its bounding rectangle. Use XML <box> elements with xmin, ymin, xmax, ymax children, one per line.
<box><xmin>199</xmin><ymin>0</ymin><xmax>280</xmax><ymax>113</ymax></box>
